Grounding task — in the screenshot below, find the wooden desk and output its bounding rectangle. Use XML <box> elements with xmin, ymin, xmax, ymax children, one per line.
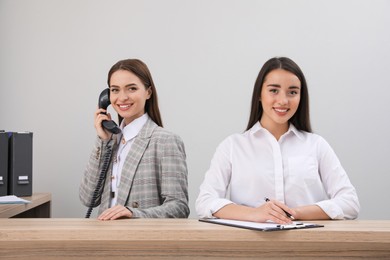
<box><xmin>0</xmin><ymin>193</ymin><xmax>51</xmax><ymax>218</ymax></box>
<box><xmin>0</xmin><ymin>219</ymin><xmax>389</xmax><ymax>259</ymax></box>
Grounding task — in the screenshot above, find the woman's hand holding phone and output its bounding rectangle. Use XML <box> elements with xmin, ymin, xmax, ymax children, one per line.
<box><xmin>94</xmin><ymin>107</ymin><xmax>112</xmax><ymax>141</ymax></box>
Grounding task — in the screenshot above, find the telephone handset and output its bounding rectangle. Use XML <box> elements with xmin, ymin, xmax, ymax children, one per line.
<box><xmin>98</xmin><ymin>88</ymin><xmax>121</xmax><ymax>134</ymax></box>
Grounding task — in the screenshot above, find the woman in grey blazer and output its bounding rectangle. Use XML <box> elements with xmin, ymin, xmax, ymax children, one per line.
<box><xmin>80</xmin><ymin>59</ymin><xmax>189</xmax><ymax>220</ymax></box>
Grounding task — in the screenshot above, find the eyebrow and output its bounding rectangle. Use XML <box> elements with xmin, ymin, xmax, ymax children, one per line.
<box><xmin>110</xmin><ymin>83</ymin><xmax>137</xmax><ymax>88</ymax></box>
<box><xmin>266</xmin><ymin>84</ymin><xmax>300</xmax><ymax>89</ymax></box>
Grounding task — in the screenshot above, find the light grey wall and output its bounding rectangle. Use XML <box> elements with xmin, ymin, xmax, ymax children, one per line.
<box><xmin>1</xmin><ymin>0</ymin><xmax>389</xmax><ymax>219</ymax></box>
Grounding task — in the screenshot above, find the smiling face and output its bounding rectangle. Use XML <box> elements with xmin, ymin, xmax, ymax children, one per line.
<box><xmin>259</xmin><ymin>69</ymin><xmax>301</xmax><ymax>135</ymax></box>
<box><xmin>109</xmin><ymin>69</ymin><xmax>151</xmax><ymax>125</ymax></box>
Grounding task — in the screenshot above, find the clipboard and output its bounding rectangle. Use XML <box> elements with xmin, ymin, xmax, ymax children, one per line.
<box><xmin>199</xmin><ymin>218</ymin><xmax>324</xmax><ymax>232</ymax></box>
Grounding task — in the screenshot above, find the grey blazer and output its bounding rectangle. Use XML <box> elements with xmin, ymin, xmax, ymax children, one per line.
<box><xmin>80</xmin><ymin>118</ymin><xmax>189</xmax><ymax>218</ymax></box>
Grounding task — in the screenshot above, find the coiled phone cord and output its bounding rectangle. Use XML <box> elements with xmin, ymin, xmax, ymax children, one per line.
<box><xmin>85</xmin><ymin>138</ymin><xmax>114</xmax><ymax>218</ymax></box>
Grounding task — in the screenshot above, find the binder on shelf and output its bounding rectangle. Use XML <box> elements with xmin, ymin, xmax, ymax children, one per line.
<box><xmin>8</xmin><ymin>132</ymin><xmax>33</xmax><ymax>197</ymax></box>
<box><xmin>0</xmin><ymin>130</ymin><xmax>8</xmax><ymax>196</ymax></box>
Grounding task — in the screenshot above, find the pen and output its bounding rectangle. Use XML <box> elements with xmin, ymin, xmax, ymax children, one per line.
<box><xmin>264</xmin><ymin>197</ymin><xmax>295</xmax><ymax>220</ymax></box>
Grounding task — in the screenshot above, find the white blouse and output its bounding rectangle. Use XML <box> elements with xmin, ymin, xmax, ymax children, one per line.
<box><xmin>195</xmin><ymin>122</ymin><xmax>360</xmax><ymax>220</ymax></box>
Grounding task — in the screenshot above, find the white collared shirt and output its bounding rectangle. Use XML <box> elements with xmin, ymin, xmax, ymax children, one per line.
<box><xmin>195</xmin><ymin>122</ymin><xmax>360</xmax><ymax>220</ymax></box>
<box><xmin>110</xmin><ymin>113</ymin><xmax>149</xmax><ymax>207</ymax></box>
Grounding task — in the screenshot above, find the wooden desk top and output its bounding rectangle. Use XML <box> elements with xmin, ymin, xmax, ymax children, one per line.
<box><xmin>0</xmin><ymin>219</ymin><xmax>389</xmax><ymax>259</ymax></box>
<box><xmin>0</xmin><ymin>193</ymin><xmax>51</xmax><ymax>218</ymax></box>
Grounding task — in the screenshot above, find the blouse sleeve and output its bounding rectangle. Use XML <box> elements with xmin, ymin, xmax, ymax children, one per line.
<box><xmin>195</xmin><ymin>137</ymin><xmax>235</xmax><ymax>218</ymax></box>
<box><xmin>315</xmin><ymin>137</ymin><xmax>360</xmax><ymax>219</ymax></box>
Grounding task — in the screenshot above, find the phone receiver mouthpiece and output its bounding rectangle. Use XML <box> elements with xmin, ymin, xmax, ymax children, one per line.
<box><xmin>102</xmin><ymin>120</ymin><xmax>121</xmax><ymax>134</ymax></box>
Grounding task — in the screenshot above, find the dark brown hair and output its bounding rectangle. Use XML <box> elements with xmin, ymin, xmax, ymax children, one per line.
<box><xmin>107</xmin><ymin>59</ymin><xmax>163</xmax><ymax>127</ymax></box>
<box><xmin>246</xmin><ymin>57</ymin><xmax>312</xmax><ymax>132</ymax></box>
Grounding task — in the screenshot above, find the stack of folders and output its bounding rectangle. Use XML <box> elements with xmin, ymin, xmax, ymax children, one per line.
<box><xmin>0</xmin><ymin>195</ymin><xmax>31</xmax><ymax>204</ymax></box>
<box><xmin>199</xmin><ymin>218</ymin><xmax>324</xmax><ymax>232</ymax></box>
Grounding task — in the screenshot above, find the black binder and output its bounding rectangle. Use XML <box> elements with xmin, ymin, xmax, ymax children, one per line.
<box><xmin>8</xmin><ymin>132</ymin><xmax>33</xmax><ymax>196</ymax></box>
<box><xmin>0</xmin><ymin>131</ymin><xmax>8</xmax><ymax>196</ymax></box>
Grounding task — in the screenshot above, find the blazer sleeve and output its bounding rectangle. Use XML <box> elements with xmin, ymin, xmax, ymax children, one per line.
<box><xmin>79</xmin><ymin>136</ymin><xmax>115</xmax><ymax>208</ymax></box>
<box><xmin>127</xmin><ymin>133</ymin><xmax>190</xmax><ymax>218</ymax></box>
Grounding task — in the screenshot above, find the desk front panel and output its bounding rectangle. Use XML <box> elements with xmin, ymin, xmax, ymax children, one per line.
<box><xmin>0</xmin><ymin>219</ymin><xmax>389</xmax><ymax>259</ymax></box>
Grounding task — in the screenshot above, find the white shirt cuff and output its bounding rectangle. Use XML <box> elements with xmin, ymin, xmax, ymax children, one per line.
<box><xmin>316</xmin><ymin>200</ymin><xmax>344</xmax><ymax>219</ymax></box>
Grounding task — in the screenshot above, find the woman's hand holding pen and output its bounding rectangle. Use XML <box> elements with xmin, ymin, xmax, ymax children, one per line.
<box><xmin>94</xmin><ymin>107</ymin><xmax>112</xmax><ymax>141</ymax></box>
<box><xmin>260</xmin><ymin>198</ymin><xmax>296</xmax><ymax>224</ymax></box>
<box><xmin>214</xmin><ymin>201</ymin><xmax>296</xmax><ymax>224</ymax></box>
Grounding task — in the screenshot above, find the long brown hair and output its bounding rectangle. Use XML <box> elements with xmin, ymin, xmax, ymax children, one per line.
<box><xmin>107</xmin><ymin>59</ymin><xmax>163</xmax><ymax>127</ymax></box>
<box><xmin>246</xmin><ymin>57</ymin><xmax>312</xmax><ymax>132</ymax></box>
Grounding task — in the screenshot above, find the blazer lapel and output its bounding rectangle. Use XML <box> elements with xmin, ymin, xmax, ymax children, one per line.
<box><xmin>116</xmin><ymin>118</ymin><xmax>157</xmax><ymax>206</ymax></box>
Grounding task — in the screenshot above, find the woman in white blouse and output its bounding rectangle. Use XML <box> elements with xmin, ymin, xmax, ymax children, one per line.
<box><xmin>196</xmin><ymin>57</ymin><xmax>360</xmax><ymax>224</ymax></box>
